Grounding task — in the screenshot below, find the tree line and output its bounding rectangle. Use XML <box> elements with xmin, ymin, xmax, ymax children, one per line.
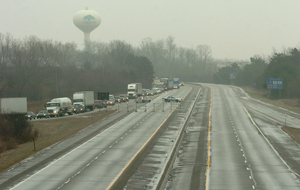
<box><xmin>213</xmin><ymin>48</ymin><xmax>300</xmax><ymax>99</ymax></box>
<box><xmin>0</xmin><ymin>33</ymin><xmax>154</xmax><ymax>101</ymax></box>
<box><xmin>0</xmin><ymin>34</ymin><xmax>220</xmax><ymax>101</ymax></box>
<box><xmin>135</xmin><ymin>36</ymin><xmax>217</xmax><ymax>83</ymax></box>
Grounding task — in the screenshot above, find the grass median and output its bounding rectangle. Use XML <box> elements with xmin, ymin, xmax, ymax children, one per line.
<box><xmin>0</xmin><ymin>109</ymin><xmax>115</xmax><ymax>173</ymax></box>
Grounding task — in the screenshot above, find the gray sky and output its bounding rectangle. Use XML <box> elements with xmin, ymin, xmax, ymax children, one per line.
<box><xmin>1</xmin><ymin>0</ymin><xmax>300</xmax><ymax>60</ymax></box>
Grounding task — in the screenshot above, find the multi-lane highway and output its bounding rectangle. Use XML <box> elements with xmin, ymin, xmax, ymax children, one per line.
<box><xmin>165</xmin><ymin>84</ymin><xmax>300</xmax><ymax>190</ymax></box>
<box><xmin>1</xmin><ymin>84</ymin><xmax>300</xmax><ymax>190</ymax></box>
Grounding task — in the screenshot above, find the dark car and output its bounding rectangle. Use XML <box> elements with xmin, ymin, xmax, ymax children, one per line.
<box><xmin>77</xmin><ymin>104</ymin><xmax>85</xmax><ymax>113</ymax></box>
<box><xmin>101</xmin><ymin>100</ymin><xmax>107</xmax><ymax>108</ymax></box>
<box><xmin>114</xmin><ymin>96</ymin><xmax>121</xmax><ymax>103</ymax></box>
<box><xmin>119</xmin><ymin>94</ymin><xmax>128</xmax><ymax>102</ymax></box>
<box><xmin>25</xmin><ymin>111</ymin><xmax>36</xmax><ymax>120</ymax></box>
<box><xmin>135</xmin><ymin>96</ymin><xmax>151</xmax><ymax>103</ymax></box>
<box><xmin>94</xmin><ymin>100</ymin><xmax>103</xmax><ymax>109</ymax></box>
<box><xmin>37</xmin><ymin>110</ymin><xmax>50</xmax><ymax>119</ymax></box>
<box><xmin>72</xmin><ymin>104</ymin><xmax>81</xmax><ymax>114</ymax></box>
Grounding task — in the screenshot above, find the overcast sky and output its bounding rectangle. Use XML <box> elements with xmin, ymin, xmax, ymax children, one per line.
<box><xmin>1</xmin><ymin>0</ymin><xmax>300</xmax><ymax>60</ymax></box>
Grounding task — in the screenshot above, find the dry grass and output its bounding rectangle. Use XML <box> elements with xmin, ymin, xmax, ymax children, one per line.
<box><xmin>0</xmin><ymin>110</ymin><xmax>115</xmax><ymax>173</ymax></box>
<box><xmin>241</xmin><ymin>86</ymin><xmax>300</xmax><ymax>144</ymax></box>
<box><xmin>242</xmin><ymin>86</ymin><xmax>300</xmax><ymax>114</ymax></box>
<box><xmin>282</xmin><ymin>127</ymin><xmax>300</xmax><ymax>144</ymax></box>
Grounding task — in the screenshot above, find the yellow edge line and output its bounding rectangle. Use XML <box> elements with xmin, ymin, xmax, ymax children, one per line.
<box><xmin>205</xmin><ymin>87</ymin><xmax>212</xmax><ymax>190</ymax></box>
<box><xmin>106</xmin><ymin>87</ymin><xmax>193</xmax><ymax>190</ymax></box>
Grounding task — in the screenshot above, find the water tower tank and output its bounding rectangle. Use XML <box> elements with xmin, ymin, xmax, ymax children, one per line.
<box><xmin>73</xmin><ymin>8</ymin><xmax>101</xmax><ymax>44</ymax></box>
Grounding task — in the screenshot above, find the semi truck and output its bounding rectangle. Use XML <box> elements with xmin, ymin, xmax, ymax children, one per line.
<box><xmin>173</xmin><ymin>78</ymin><xmax>180</xmax><ymax>89</ymax></box>
<box><xmin>46</xmin><ymin>97</ymin><xmax>73</xmax><ymax>117</ymax></box>
<box><xmin>0</xmin><ymin>97</ymin><xmax>27</xmax><ymax>114</ymax></box>
<box><xmin>127</xmin><ymin>83</ymin><xmax>142</xmax><ymax>99</ymax></box>
<box><xmin>155</xmin><ymin>82</ymin><xmax>165</xmax><ymax>92</ymax></box>
<box><xmin>73</xmin><ymin>91</ymin><xmax>95</xmax><ymax>111</ymax></box>
<box><xmin>160</xmin><ymin>78</ymin><xmax>170</xmax><ymax>91</ymax></box>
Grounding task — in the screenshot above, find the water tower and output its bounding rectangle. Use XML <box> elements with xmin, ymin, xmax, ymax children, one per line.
<box><xmin>73</xmin><ymin>8</ymin><xmax>101</xmax><ymax>45</ymax></box>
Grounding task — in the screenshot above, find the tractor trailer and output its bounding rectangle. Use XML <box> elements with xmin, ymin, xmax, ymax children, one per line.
<box><xmin>73</xmin><ymin>91</ymin><xmax>95</xmax><ymax>111</ymax></box>
<box><xmin>46</xmin><ymin>97</ymin><xmax>73</xmax><ymax>117</ymax></box>
<box><xmin>127</xmin><ymin>83</ymin><xmax>142</xmax><ymax>99</ymax></box>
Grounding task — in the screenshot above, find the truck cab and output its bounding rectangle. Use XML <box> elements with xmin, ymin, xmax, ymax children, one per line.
<box><xmin>46</xmin><ymin>102</ymin><xmax>62</xmax><ymax>117</ymax></box>
<box><xmin>127</xmin><ymin>83</ymin><xmax>142</xmax><ymax>99</ymax></box>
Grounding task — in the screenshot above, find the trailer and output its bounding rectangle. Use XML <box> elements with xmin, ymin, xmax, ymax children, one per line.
<box><xmin>127</xmin><ymin>83</ymin><xmax>142</xmax><ymax>99</ymax></box>
<box><xmin>0</xmin><ymin>97</ymin><xmax>27</xmax><ymax>114</ymax></box>
<box><xmin>173</xmin><ymin>78</ymin><xmax>180</xmax><ymax>89</ymax></box>
<box><xmin>73</xmin><ymin>91</ymin><xmax>95</xmax><ymax>111</ymax></box>
<box><xmin>46</xmin><ymin>97</ymin><xmax>73</xmax><ymax>117</ymax></box>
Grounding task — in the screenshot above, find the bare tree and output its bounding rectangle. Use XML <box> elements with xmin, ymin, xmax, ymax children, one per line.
<box><xmin>196</xmin><ymin>44</ymin><xmax>212</xmax><ymax>66</ymax></box>
<box><xmin>165</xmin><ymin>36</ymin><xmax>176</xmax><ymax>61</ymax></box>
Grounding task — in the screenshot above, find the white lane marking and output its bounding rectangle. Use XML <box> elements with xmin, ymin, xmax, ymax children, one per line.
<box><xmin>11</xmin><ymin>120</ymin><xmax>120</xmax><ymax>189</ymax></box>
<box><xmin>243</xmin><ymin>106</ymin><xmax>300</xmax><ymax>178</ymax></box>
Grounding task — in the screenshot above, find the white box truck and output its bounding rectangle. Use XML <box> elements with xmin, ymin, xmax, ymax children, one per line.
<box><xmin>127</xmin><ymin>83</ymin><xmax>142</xmax><ymax>99</ymax></box>
<box><xmin>46</xmin><ymin>97</ymin><xmax>73</xmax><ymax>117</ymax></box>
<box><xmin>0</xmin><ymin>97</ymin><xmax>27</xmax><ymax>114</ymax></box>
<box><xmin>73</xmin><ymin>91</ymin><xmax>94</xmax><ymax>111</ymax></box>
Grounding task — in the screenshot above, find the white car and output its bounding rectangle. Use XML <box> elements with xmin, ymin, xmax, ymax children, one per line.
<box><xmin>135</xmin><ymin>96</ymin><xmax>151</xmax><ymax>103</ymax></box>
<box><xmin>162</xmin><ymin>95</ymin><xmax>182</xmax><ymax>102</ymax></box>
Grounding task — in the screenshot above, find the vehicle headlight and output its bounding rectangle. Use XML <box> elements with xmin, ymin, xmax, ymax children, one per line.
<box><xmin>54</xmin><ymin>111</ymin><xmax>57</xmax><ymax>114</ymax></box>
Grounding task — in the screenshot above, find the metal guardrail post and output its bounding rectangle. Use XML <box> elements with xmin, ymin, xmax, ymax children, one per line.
<box><xmin>135</xmin><ymin>101</ymin><xmax>137</xmax><ymax>112</ymax></box>
<box><xmin>179</xmin><ymin>102</ymin><xmax>182</xmax><ymax>113</ymax></box>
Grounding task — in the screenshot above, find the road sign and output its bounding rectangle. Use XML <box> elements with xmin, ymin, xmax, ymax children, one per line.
<box><xmin>230</xmin><ymin>72</ymin><xmax>238</xmax><ymax>79</ymax></box>
<box><xmin>267</xmin><ymin>78</ymin><xmax>283</xmax><ymax>89</ymax></box>
<box><xmin>98</xmin><ymin>92</ymin><xmax>109</xmax><ymax>100</ymax></box>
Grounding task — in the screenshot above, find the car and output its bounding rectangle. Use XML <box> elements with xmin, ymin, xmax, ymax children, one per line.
<box><xmin>162</xmin><ymin>95</ymin><xmax>182</xmax><ymax>102</ymax></box>
<box><xmin>142</xmin><ymin>89</ymin><xmax>150</xmax><ymax>96</ymax></box>
<box><xmin>152</xmin><ymin>88</ymin><xmax>161</xmax><ymax>94</ymax></box>
<box><xmin>114</xmin><ymin>96</ymin><xmax>121</xmax><ymax>103</ymax></box>
<box><xmin>119</xmin><ymin>94</ymin><xmax>129</xmax><ymax>102</ymax></box>
<box><xmin>94</xmin><ymin>100</ymin><xmax>103</xmax><ymax>108</ymax></box>
<box><xmin>72</xmin><ymin>104</ymin><xmax>81</xmax><ymax>114</ymax></box>
<box><xmin>135</xmin><ymin>96</ymin><xmax>151</xmax><ymax>103</ymax></box>
<box><xmin>147</xmin><ymin>90</ymin><xmax>155</xmax><ymax>96</ymax></box>
<box><xmin>25</xmin><ymin>111</ymin><xmax>36</xmax><ymax>120</ymax></box>
<box><xmin>77</xmin><ymin>104</ymin><xmax>85</xmax><ymax>113</ymax></box>
<box><xmin>106</xmin><ymin>95</ymin><xmax>115</xmax><ymax>106</ymax></box>
<box><xmin>37</xmin><ymin>110</ymin><xmax>50</xmax><ymax>119</ymax></box>
<box><xmin>101</xmin><ymin>100</ymin><xmax>107</xmax><ymax>108</ymax></box>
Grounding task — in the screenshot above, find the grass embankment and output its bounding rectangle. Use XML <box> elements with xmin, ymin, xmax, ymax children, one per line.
<box><xmin>242</xmin><ymin>86</ymin><xmax>300</xmax><ymax>144</ymax></box>
<box><xmin>0</xmin><ymin>109</ymin><xmax>115</xmax><ymax>173</ymax></box>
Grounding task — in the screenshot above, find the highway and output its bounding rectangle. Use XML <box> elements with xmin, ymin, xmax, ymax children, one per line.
<box><xmin>1</xmin><ymin>84</ymin><xmax>300</xmax><ymax>190</ymax></box>
<box><xmin>2</xmin><ymin>86</ymin><xmax>192</xmax><ymax>190</ymax></box>
<box><xmin>163</xmin><ymin>84</ymin><xmax>300</xmax><ymax>190</ymax></box>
